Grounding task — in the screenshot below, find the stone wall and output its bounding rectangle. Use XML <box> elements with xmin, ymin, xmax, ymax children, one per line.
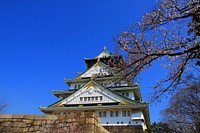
<box><xmin>103</xmin><ymin>125</ymin><xmax>143</xmax><ymax>133</ymax></box>
<box><xmin>0</xmin><ymin>112</ymin><xmax>109</xmax><ymax>133</ymax></box>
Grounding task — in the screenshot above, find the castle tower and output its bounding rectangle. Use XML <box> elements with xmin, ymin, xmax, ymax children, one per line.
<box><xmin>39</xmin><ymin>47</ymin><xmax>150</xmax><ymax>130</ymax></box>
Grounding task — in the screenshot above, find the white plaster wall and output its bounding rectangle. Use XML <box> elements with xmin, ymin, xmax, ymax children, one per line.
<box><xmin>131</xmin><ymin>111</ymin><xmax>144</xmax><ymax>120</ymax></box>
<box><xmin>129</xmin><ymin>92</ymin><xmax>135</xmax><ymax>100</ymax></box>
<box><xmin>95</xmin><ymin>110</ymin><xmax>144</xmax><ymax>126</ymax></box>
<box><xmin>96</xmin><ymin>110</ymin><xmax>132</xmax><ymax>125</ymax></box>
<box><xmin>69</xmin><ymin>83</ymin><xmax>85</xmax><ymax>90</ymax></box>
<box><xmin>119</xmin><ymin>91</ymin><xmax>135</xmax><ymax>100</ymax></box>
<box><xmin>142</xmin><ymin>121</ymin><xmax>147</xmax><ymax>130</ymax></box>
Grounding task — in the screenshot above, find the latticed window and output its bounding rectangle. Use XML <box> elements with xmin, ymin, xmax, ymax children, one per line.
<box><xmin>127</xmin><ymin>111</ymin><xmax>131</xmax><ymax>116</ymax></box>
<box><xmin>115</xmin><ymin>111</ymin><xmax>119</xmax><ymax>117</ymax></box>
<box><xmin>122</xmin><ymin>111</ymin><xmax>126</xmax><ymax>117</ymax></box>
<box><xmin>74</xmin><ymin>85</ymin><xmax>77</xmax><ymax>89</ymax></box>
<box><xmin>95</xmin><ymin>97</ymin><xmax>98</xmax><ymax>100</ymax></box>
<box><xmin>103</xmin><ymin>111</ymin><xmax>106</xmax><ymax>117</ymax></box>
<box><xmin>100</xmin><ymin>96</ymin><xmax>103</xmax><ymax>100</ymax></box>
<box><xmin>78</xmin><ymin>85</ymin><xmax>81</xmax><ymax>89</ymax></box>
<box><xmin>99</xmin><ymin>112</ymin><xmax>102</xmax><ymax>117</ymax></box>
<box><xmin>92</xmin><ymin>97</ymin><xmax>94</xmax><ymax>101</ymax></box>
<box><xmin>84</xmin><ymin>97</ymin><xmax>87</xmax><ymax>101</ymax></box>
<box><xmin>110</xmin><ymin>111</ymin><xmax>114</xmax><ymax>117</ymax></box>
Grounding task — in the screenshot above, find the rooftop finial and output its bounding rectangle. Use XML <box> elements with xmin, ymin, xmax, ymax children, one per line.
<box><xmin>104</xmin><ymin>46</ymin><xmax>106</xmax><ymax>51</ymax></box>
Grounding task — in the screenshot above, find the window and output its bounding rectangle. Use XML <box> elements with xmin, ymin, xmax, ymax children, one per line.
<box><xmin>100</xmin><ymin>96</ymin><xmax>103</xmax><ymax>101</ymax></box>
<box><xmin>115</xmin><ymin>111</ymin><xmax>119</xmax><ymax>117</ymax></box>
<box><xmin>78</xmin><ymin>85</ymin><xmax>81</xmax><ymax>89</ymax></box>
<box><xmin>122</xmin><ymin>111</ymin><xmax>126</xmax><ymax>117</ymax></box>
<box><xmin>99</xmin><ymin>112</ymin><xmax>102</xmax><ymax>117</ymax></box>
<box><xmin>110</xmin><ymin>111</ymin><xmax>114</xmax><ymax>117</ymax></box>
<box><xmin>126</xmin><ymin>92</ymin><xmax>129</xmax><ymax>97</ymax></box>
<box><xmin>103</xmin><ymin>111</ymin><xmax>106</xmax><ymax>117</ymax></box>
<box><xmin>127</xmin><ymin>111</ymin><xmax>131</xmax><ymax>116</ymax></box>
<box><xmin>80</xmin><ymin>96</ymin><xmax>105</xmax><ymax>102</ymax></box>
<box><xmin>122</xmin><ymin>93</ymin><xmax>124</xmax><ymax>96</ymax></box>
<box><xmin>95</xmin><ymin>97</ymin><xmax>98</xmax><ymax>100</ymax></box>
<box><xmin>117</xmin><ymin>122</ymin><xmax>119</xmax><ymax>124</ymax></box>
<box><xmin>106</xmin><ymin>122</ymin><xmax>108</xmax><ymax>124</ymax></box>
<box><xmin>121</xmin><ymin>122</ymin><xmax>123</xmax><ymax>124</ymax></box>
<box><xmin>74</xmin><ymin>85</ymin><xmax>77</xmax><ymax>89</ymax></box>
<box><xmin>80</xmin><ymin>97</ymin><xmax>83</xmax><ymax>101</ymax></box>
<box><xmin>129</xmin><ymin>121</ymin><xmax>131</xmax><ymax>124</ymax></box>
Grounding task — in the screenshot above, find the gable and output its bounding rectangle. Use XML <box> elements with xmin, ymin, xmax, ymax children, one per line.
<box><xmin>80</xmin><ymin>62</ymin><xmax>112</xmax><ymax>78</ymax></box>
<box><xmin>66</xmin><ymin>86</ymin><xmax>120</xmax><ymax>105</ymax></box>
<box><xmin>52</xmin><ymin>81</ymin><xmax>129</xmax><ymax>107</ymax></box>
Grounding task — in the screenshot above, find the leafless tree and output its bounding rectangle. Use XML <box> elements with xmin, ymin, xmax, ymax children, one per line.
<box><xmin>0</xmin><ymin>99</ymin><xmax>7</xmax><ymax>114</ymax></box>
<box><xmin>161</xmin><ymin>76</ymin><xmax>200</xmax><ymax>133</ymax></box>
<box><xmin>114</xmin><ymin>0</ymin><xmax>200</xmax><ymax>101</ymax></box>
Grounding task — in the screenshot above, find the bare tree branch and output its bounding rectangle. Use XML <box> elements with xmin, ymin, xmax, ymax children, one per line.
<box><xmin>161</xmin><ymin>76</ymin><xmax>200</xmax><ymax>133</ymax></box>
<box><xmin>114</xmin><ymin>0</ymin><xmax>200</xmax><ymax>101</ymax></box>
<box><xmin>0</xmin><ymin>99</ymin><xmax>8</xmax><ymax>114</ymax></box>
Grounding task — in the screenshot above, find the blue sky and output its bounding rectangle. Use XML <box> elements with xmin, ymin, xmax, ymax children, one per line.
<box><xmin>0</xmin><ymin>0</ymin><xmax>169</xmax><ymax>122</ymax></box>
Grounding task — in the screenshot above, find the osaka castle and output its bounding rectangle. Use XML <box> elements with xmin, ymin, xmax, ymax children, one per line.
<box><xmin>39</xmin><ymin>47</ymin><xmax>150</xmax><ymax>130</ymax></box>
